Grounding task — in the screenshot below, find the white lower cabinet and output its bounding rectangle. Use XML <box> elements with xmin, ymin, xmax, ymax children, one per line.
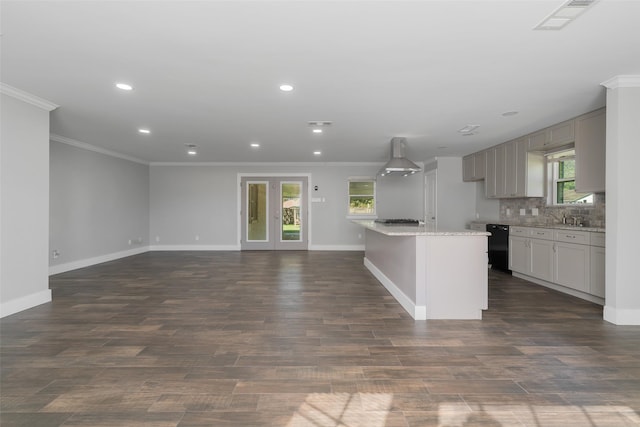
<box><xmin>553</xmin><ymin>241</ymin><xmax>590</xmax><ymax>293</ymax></box>
<box><xmin>509</xmin><ymin>235</ymin><xmax>529</xmax><ymax>273</ymax></box>
<box><xmin>509</xmin><ymin>227</ymin><xmax>604</xmax><ymax>302</ymax></box>
<box><xmin>590</xmin><ymin>233</ymin><xmax>606</xmax><ymax>298</ymax></box>
<box><xmin>509</xmin><ymin>227</ymin><xmax>554</xmax><ymax>281</ymax></box>
<box><xmin>530</xmin><ymin>238</ymin><xmax>554</xmax><ymax>282</ymax></box>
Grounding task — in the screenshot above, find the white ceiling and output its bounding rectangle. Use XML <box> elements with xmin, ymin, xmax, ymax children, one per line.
<box><xmin>2</xmin><ymin>1</ymin><xmax>639</xmax><ymax>164</ymax></box>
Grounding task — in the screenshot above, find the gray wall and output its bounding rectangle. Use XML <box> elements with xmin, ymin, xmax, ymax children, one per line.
<box><xmin>49</xmin><ymin>141</ymin><xmax>150</xmax><ymax>270</ymax></box>
<box><xmin>474</xmin><ymin>181</ymin><xmax>500</xmax><ymax>221</ymax></box>
<box><xmin>376</xmin><ymin>172</ymin><xmax>424</xmax><ymax>220</ymax></box>
<box><xmin>150</xmin><ymin>163</ymin><xmax>425</xmax><ymax>249</ymax></box>
<box><xmin>1</xmin><ymin>94</ymin><xmax>51</xmax><ymax>316</ymax></box>
<box><xmin>423</xmin><ymin>157</ymin><xmax>478</xmax><ymax>230</ymax></box>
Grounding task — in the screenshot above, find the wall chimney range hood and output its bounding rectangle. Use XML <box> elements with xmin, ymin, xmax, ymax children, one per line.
<box><xmin>379</xmin><ymin>137</ymin><xmax>421</xmax><ymax>176</ymax></box>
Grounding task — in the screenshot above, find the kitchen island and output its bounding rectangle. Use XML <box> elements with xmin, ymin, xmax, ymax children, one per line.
<box><xmin>353</xmin><ymin>220</ymin><xmax>490</xmax><ymax>320</ymax></box>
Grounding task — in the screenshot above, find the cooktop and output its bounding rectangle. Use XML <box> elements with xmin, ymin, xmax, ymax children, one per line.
<box><xmin>374</xmin><ymin>218</ymin><xmax>420</xmax><ymax>225</ymax></box>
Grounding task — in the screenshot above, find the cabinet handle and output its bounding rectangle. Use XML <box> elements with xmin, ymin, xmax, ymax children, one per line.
<box><xmin>566</xmin><ymin>235</ymin><xmax>576</xmax><ymax>239</ymax></box>
<box><xmin>536</xmin><ymin>232</ymin><xmax>544</xmax><ymax>235</ymax></box>
<box><xmin>553</xmin><ymin>243</ymin><xmax>556</xmax><ymax>252</ymax></box>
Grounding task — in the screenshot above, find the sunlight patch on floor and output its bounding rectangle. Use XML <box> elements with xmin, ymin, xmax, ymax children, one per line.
<box><xmin>285</xmin><ymin>394</ymin><xmax>640</xmax><ymax>427</ymax></box>
<box><xmin>286</xmin><ymin>393</ymin><xmax>392</xmax><ymax>427</ymax></box>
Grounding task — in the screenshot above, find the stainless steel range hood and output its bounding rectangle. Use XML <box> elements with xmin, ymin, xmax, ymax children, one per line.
<box><xmin>378</xmin><ymin>137</ymin><xmax>421</xmax><ymax>176</ymax></box>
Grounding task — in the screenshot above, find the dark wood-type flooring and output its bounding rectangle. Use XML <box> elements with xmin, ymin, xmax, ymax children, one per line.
<box><xmin>2</xmin><ymin>251</ymin><xmax>640</xmax><ymax>426</ymax></box>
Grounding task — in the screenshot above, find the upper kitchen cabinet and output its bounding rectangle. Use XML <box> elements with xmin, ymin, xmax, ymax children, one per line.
<box><xmin>507</xmin><ymin>137</ymin><xmax>544</xmax><ymax>198</ymax></box>
<box><xmin>464</xmin><ymin>107</ymin><xmax>605</xmax><ymax>199</ymax></box>
<box><xmin>528</xmin><ymin>119</ymin><xmax>575</xmax><ymax>151</ymax></box>
<box><xmin>485</xmin><ymin>138</ymin><xmax>544</xmax><ymax>199</ymax></box>
<box><xmin>575</xmin><ymin>108</ymin><xmax>606</xmax><ymax>193</ymax></box>
<box><xmin>462</xmin><ymin>151</ymin><xmax>486</xmax><ymax>182</ymax></box>
<box><xmin>474</xmin><ymin>151</ymin><xmax>486</xmax><ymax>180</ymax></box>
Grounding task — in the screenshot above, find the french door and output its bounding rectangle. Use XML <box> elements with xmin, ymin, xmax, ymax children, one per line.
<box><xmin>240</xmin><ymin>176</ymin><xmax>308</xmax><ymax>250</ymax></box>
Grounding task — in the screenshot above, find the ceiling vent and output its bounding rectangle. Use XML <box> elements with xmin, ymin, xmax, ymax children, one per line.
<box><xmin>534</xmin><ymin>0</ymin><xmax>599</xmax><ymax>30</ymax></box>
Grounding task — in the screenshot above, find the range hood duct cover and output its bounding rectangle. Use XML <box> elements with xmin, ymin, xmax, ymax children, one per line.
<box><xmin>379</xmin><ymin>137</ymin><xmax>421</xmax><ymax>176</ymax></box>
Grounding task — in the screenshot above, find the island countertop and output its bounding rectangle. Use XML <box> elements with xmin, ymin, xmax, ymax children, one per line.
<box><xmin>352</xmin><ymin>220</ymin><xmax>491</xmax><ymax>237</ymax></box>
<box><xmin>353</xmin><ymin>220</ymin><xmax>489</xmax><ymax>320</ymax></box>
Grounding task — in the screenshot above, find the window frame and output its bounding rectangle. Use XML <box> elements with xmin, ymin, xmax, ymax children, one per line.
<box><xmin>346</xmin><ymin>177</ymin><xmax>377</xmax><ymax>219</ymax></box>
<box><xmin>547</xmin><ymin>149</ymin><xmax>593</xmax><ymax>206</ymax></box>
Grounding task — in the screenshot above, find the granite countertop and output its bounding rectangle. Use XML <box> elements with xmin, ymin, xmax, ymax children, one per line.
<box><xmin>353</xmin><ymin>220</ymin><xmax>490</xmax><ymax>237</ymax></box>
<box><xmin>471</xmin><ymin>219</ymin><xmax>605</xmax><ymax>233</ymax></box>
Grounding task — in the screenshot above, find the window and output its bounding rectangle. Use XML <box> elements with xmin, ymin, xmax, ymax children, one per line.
<box><xmin>548</xmin><ymin>149</ymin><xmax>593</xmax><ymax>205</ymax></box>
<box><xmin>348</xmin><ymin>178</ymin><xmax>376</xmax><ymax>216</ymax></box>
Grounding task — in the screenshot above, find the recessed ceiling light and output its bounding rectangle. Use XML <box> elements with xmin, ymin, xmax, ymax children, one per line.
<box><xmin>279</xmin><ymin>84</ymin><xmax>294</xmax><ymax>92</ymax></box>
<box><xmin>312</xmin><ymin>129</ymin><xmax>323</xmax><ymax>134</ymax></box>
<box><xmin>115</xmin><ymin>83</ymin><xmax>133</xmax><ymax>91</ymax></box>
<box><xmin>138</xmin><ymin>128</ymin><xmax>151</xmax><ymax>134</ymax></box>
<box><xmin>187</xmin><ymin>150</ymin><xmax>197</xmax><ymax>156</ymax></box>
<box><xmin>250</xmin><ymin>143</ymin><xmax>260</xmax><ymax>148</ymax></box>
<box><xmin>313</xmin><ymin>151</ymin><xmax>322</xmax><ymax>156</ymax></box>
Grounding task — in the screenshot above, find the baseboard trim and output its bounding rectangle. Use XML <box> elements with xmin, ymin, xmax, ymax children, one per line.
<box><xmin>309</xmin><ymin>244</ymin><xmax>365</xmax><ymax>251</ymax></box>
<box><xmin>512</xmin><ymin>272</ymin><xmax>605</xmax><ymax>306</ymax></box>
<box><xmin>148</xmin><ymin>244</ymin><xmax>241</xmax><ymax>251</ymax></box>
<box><xmin>0</xmin><ymin>289</ymin><xmax>52</xmax><ymax>318</ymax></box>
<box><xmin>47</xmin><ymin>244</ymin><xmax>364</xmax><ymax>276</ymax></box>
<box><xmin>49</xmin><ymin>246</ymin><xmax>150</xmax><ymax>276</ymax></box>
<box><xmin>603</xmin><ymin>306</ymin><xmax>640</xmax><ymax>325</ymax></box>
<box><xmin>364</xmin><ymin>257</ymin><xmax>425</xmax><ymax>320</ymax></box>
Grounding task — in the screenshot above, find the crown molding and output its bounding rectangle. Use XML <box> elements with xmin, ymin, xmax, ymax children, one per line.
<box><xmin>149</xmin><ymin>161</ymin><xmax>384</xmax><ymax>167</ymax></box>
<box><xmin>50</xmin><ymin>134</ymin><xmax>149</xmax><ymax>165</ymax></box>
<box><xmin>0</xmin><ymin>82</ymin><xmax>59</xmax><ymax>111</ymax></box>
<box><xmin>601</xmin><ymin>75</ymin><xmax>640</xmax><ymax>89</ymax></box>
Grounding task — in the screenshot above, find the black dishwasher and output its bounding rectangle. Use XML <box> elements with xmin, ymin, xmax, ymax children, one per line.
<box><xmin>486</xmin><ymin>224</ymin><xmax>510</xmax><ymax>273</ymax></box>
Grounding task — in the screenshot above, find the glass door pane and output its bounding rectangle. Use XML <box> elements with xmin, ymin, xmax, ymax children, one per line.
<box><xmin>247</xmin><ymin>182</ymin><xmax>268</xmax><ymax>242</ymax></box>
<box><xmin>280</xmin><ymin>182</ymin><xmax>301</xmax><ymax>242</ymax></box>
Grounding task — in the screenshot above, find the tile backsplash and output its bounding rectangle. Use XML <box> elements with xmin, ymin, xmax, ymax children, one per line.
<box><xmin>500</xmin><ymin>193</ymin><xmax>605</xmax><ymax>228</ymax></box>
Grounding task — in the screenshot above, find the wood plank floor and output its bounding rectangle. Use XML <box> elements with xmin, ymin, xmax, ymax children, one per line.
<box><xmin>1</xmin><ymin>250</ymin><xmax>639</xmax><ymax>426</ymax></box>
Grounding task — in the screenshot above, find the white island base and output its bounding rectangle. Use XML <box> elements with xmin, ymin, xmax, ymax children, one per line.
<box><xmin>360</xmin><ymin>224</ymin><xmax>489</xmax><ymax>320</ymax></box>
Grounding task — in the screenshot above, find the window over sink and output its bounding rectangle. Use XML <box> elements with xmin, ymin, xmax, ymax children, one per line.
<box><xmin>547</xmin><ymin>148</ymin><xmax>593</xmax><ymax>205</ymax></box>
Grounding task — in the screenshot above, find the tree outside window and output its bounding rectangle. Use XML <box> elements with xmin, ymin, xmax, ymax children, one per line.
<box><xmin>550</xmin><ymin>150</ymin><xmax>593</xmax><ymax>205</ymax></box>
<box><xmin>348</xmin><ymin>179</ymin><xmax>376</xmax><ymax>216</ymax></box>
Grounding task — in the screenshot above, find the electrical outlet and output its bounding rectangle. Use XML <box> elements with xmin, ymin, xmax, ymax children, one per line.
<box><xmin>128</xmin><ymin>239</ymin><xmax>132</xmax><ymax>245</ymax></box>
<box><xmin>155</xmin><ymin>236</ymin><xmax>160</xmax><ymax>242</ymax></box>
<box><xmin>52</xmin><ymin>249</ymin><xmax>60</xmax><ymax>259</ymax></box>
<box><xmin>195</xmin><ymin>235</ymin><xmax>200</xmax><ymax>241</ymax></box>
